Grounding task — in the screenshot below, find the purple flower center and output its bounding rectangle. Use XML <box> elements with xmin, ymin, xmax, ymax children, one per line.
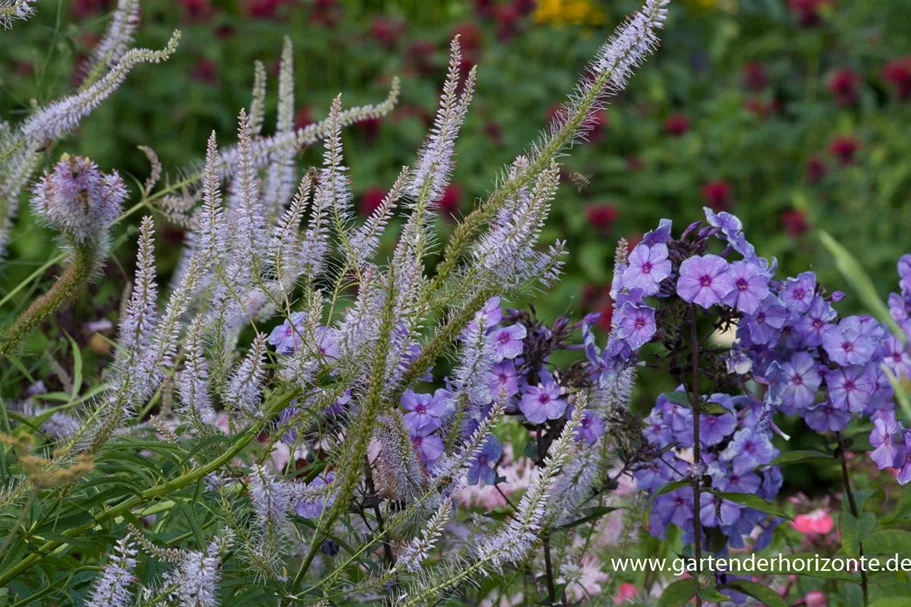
<box><xmin>539</xmin><ymin>393</ymin><xmax>551</xmax><ymax>404</ymax></box>
<box><xmin>844</xmin><ymin>380</ymin><xmax>856</xmax><ymax>392</ymax></box>
<box><xmin>581</xmin><ymin>418</ymin><xmax>591</xmax><ymax>428</ymax></box>
<box><xmin>813</xmin><ymin>319</ymin><xmax>823</xmax><ymax>329</ymax></box>
<box><xmin>641</xmin><ymin>261</ymin><xmax>653</xmax><ymax>274</ymax></box>
<box><xmin>415</xmin><ymin>404</ymin><xmax>427</xmax><ymax>414</ymax></box>
<box><xmin>791</xmin><ymin>374</ymin><xmax>803</xmax><ymax>385</ymax></box>
<box><xmin>757</xmin><ymin>312</ymin><xmax>766</xmax><ymax>323</ymax></box>
<box><xmin>842</xmin><ymin>341</ymin><xmax>854</xmax><ymax>353</ymax></box>
<box><xmin>635</xmin><ymin>317</ymin><xmax>647</xmax><ymax>330</ymax></box>
<box><xmin>745</xmin><ymin>441</ymin><xmax>756</xmax><ymax>453</ymax></box>
<box><xmin>793</xmin><ymin>288</ymin><xmax>806</xmax><ymax>300</ymax></box>
<box><xmin>498</xmin><ymin>332</ymin><xmax>511</xmax><ymax>344</ymax></box>
<box><xmin>736</xmin><ymin>278</ymin><xmax>749</xmax><ymax>291</ymax></box>
<box><xmin>894</xmin><ymin>353</ymin><xmax>904</xmax><ymax>363</ymax></box>
<box><xmin>700</xmin><ymin>275</ymin><xmax>713</xmax><ymax>287</ymax></box>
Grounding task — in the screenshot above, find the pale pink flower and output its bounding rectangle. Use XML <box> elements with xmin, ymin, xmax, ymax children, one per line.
<box><xmin>614</xmin><ymin>582</ymin><xmax>638</xmax><ymax>604</ymax></box>
<box><xmin>791</xmin><ymin>508</ymin><xmax>833</xmax><ymax>535</ymax></box>
<box><xmin>805</xmin><ymin>590</ymin><xmax>827</xmax><ymax>607</ymax></box>
<box><xmin>567</xmin><ymin>555</ymin><xmax>609</xmax><ymax>601</ymax></box>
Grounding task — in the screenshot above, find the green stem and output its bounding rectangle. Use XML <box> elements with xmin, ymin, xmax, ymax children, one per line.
<box><xmin>0</xmin><ymin>245</ymin><xmax>96</xmax><ymax>362</ymax></box>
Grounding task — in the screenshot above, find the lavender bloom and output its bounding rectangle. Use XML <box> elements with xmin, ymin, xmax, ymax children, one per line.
<box><xmin>884</xmin><ymin>335</ymin><xmax>911</xmax><ymax>379</ymax></box>
<box><xmin>775</xmin><ymin>351</ymin><xmax>822</xmax><ymax>413</ymax></box>
<box><xmin>722</xmin><ymin>261</ymin><xmax>768</xmax><ymax>315</ymax></box>
<box><xmin>804</xmin><ymin>403</ymin><xmax>852</xmax><ymax>432</ymax></box>
<box><xmin>899</xmin><ymin>254</ymin><xmax>911</xmax><ymax>294</ymax></box>
<box><xmin>471</xmin><ymin>296</ymin><xmax>503</xmax><ymax>331</ymax></box>
<box><xmin>489</xmin><ymin>323</ymin><xmax>527</xmax><ymax>361</ymax></box>
<box><xmin>615</xmin><ymin>301</ymin><xmax>656</xmax><ymax>350</ymax></box>
<box><xmin>634</xmin><ymin>454</ymin><xmax>678</xmax><ymax>491</ymax></box>
<box><xmin>651</xmin><ymin>488</ymin><xmax>693</xmax><ymax>539</ymax></box>
<box><xmin>87</xmin><ymin>534</ymin><xmax>138</xmax><ymax>607</ymax></box>
<box><xmin>466</xmin><ymin>436</ymin><xmax>502</xmax><ymax>486</ymax></box>
<box><xmin>622</xmin><ymin>243</ymin><xmax>672</xmax><ymax>295</ymax></box>
<box><xmin>779</xmin><ymin>272</ymin><xmax>816</xmax><ymax>313</ymax></box>
<box><xmin>825</xmin><ymin>365</ymin><xmax>874</xmax><ymax>414</ymax></box>
<box><xmin>720</xmin><ymin>428</ymin><xmax>779</xmax><ymax>475</ymax></box>
<box><xmin>31</xmin><ymin>155</ymin><xmax>127</xmax><ymax>245</ymax></box>
<box><xmin>488</xmin><ymin>360</ymin><xmax>520</xmax><ymax>399</ymax></box>
<box><xmin>746</xmin><ymin>295</ymin><xmax>788</xmax><ymax>345</ymax></box>
<box><xmin>250</xmin><ymin>465</ymin><xmax>289</xmax><ymax>526</ymax></box>
<box><xmin>898</xmin><ymin>433</ymin><xmax>911</xmax><ymax>485</ymax></box>
<box><xmin>676</xmin><ymin>254</ymin><xmax>734</xmax><ymax>309</ymax></box>
<box><xmin>574</xmin><ymin>410</ymin><xmax>606</xmax><ymax>445</ymax></box>
<box><xmin>642</xmin><ymin>218</ymin><xmax>672</xmax><ymax>246</ymax></box>
<box><xmin>870</xmin><ymin>411</ymin><xmax>903</xmax><ymax>470</ymax></box>
<box><xmin>699</xmin><ymin>412</ymin><xmax>737</xmax><ymax>446</ymax></box>
<box><xmin>519</xmin><ymin>379</ymin><xmax>567</xmax><ymax>424</ymax></box>
<box><xmin>703</xmin><ymin>207</ymin><xmax>742</xmax><ymax>240</ymax></box>
<box><xmin>794</xmin><ymin>296</ymin><xmax>837</xmax><ymax>348</ymax></box>
<box><xmin>643</xmin><ymin>411</ymin><xmax>672</xmax><ymax>446</ymax></box>
<box><xmin>402</xmin><ymin>389</ymin><xmax>446</xmax><ymax>436</ymax></box>
<box><xmin>822</xmin><ymin>317</ymin><xmax>876</xmax><ymax>366</ymax></box>
<box><xmin>267</xmin><ymin>312</ymin><xmax>306</xmax><ymax>355</ymax></box>
<box><xmin>700</xmin><ymin>494</ymin><xmax>742</xmax><ymax>528</ymax></box>
<box><xmin>413</xmin><ymin>434</ymin><xmax>445</xmax><ymax>462</ymax></box>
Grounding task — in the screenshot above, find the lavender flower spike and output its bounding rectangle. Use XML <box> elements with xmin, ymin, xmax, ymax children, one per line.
<box><xmin>86</xmin><ymin>534</ymin><xmax>138</xmax><ymax>607</ymax></box>
<box><xmin>224</xmin><ymin>333</ymin><xmax>268</xmax><ymax>418</ymax></box>
<box><xmin>0</xmin><ymin>0</ymin><xmax>36</xmax><ymax>28</ymax></box>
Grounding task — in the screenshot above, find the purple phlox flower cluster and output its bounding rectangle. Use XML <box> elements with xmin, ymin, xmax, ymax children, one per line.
<box><xmin>519</xmin><ymin>374</ymin><xmax>567</xmax><ymax>424</ymax></box>
<box><xmin>637</xmin><ymin>392</ymin><xmax>782</xmax><ymax>548</ymax></box>
<box><xmin>573</xmin><ymin>409</ymin><xmax>606</xmax><ymax>445</ymax></box>
<box><xmin>466</xmin><ymin>436</ymin><xmax>502</xmax><ymax>486</ymax></box>
<box><xmin>864</xmin><ymin>257</ymin><xmax>911</xmax><ymax>484</ymax></box>
<box><xmin>268</xmin><ymin>312</ymin><xmax>340</xmax><ymax>362</ymax></box>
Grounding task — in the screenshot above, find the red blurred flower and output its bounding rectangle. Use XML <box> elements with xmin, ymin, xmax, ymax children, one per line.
<box><xmin>355</xmin><ymin>116</ymin><xmax>382</xmax><ymax>144</ymax></box>
<box><xmin>512</xmin><ymin>0</ymin><xmax>536</xmax><ymax>16</ymax></box>
<box><xmin>395</xmin><ymin>104</ymin><xmax>433</xmax><ymax>128</ymax></box>
<box><xmin>438</xmin><ymin>184</ymin><xmax>462</xmax><ymax>219</ymax></box>
<box><xmin>614</xmin><ymin>583</ymin><xmax>638</xmax><ymax>604</ymax></box>
<box><xmin>360</xmin><ymin>187</ymin><xmax>386</xmax><ymax>216</ymax></box>
<box><xmin>495</xmin><ymin>5</ymin><xmax>521</xmax><ymax>42</ymax></box>
<box><xmin>406</xmin><ymin>40</ymin><xmax>437</xmax><ymax>78</ymax></box>
<box><xmin>178</xmin><ymin>0</ymin><xmax>212</xmax><ymax>22</ymax></box>
<box><xmin>663</xmin><ymin>113</ymin><xmax>690</xmax><ymax>137</ymax></box>
<box><xmin>71</xmin><ymin>0</ymin><xmax>109</xmax><ymax>19</ymax></box>
<box><xmin>781</xmin><ymin>209</ymin><xmax>811</xmax><ymax>238</ymax></box>
<box><xmin>826</xmin><ymin>68</ymin><xmax>861</xmax><ymax>106</ymax></box>
<box><xmin>626</xmin><ymin>156</ymin><xmax>644</xmax><ymax>172</ymax></box>
<box><xmin>701</xmin><ymin>180</ymin><xmax>733</xmax><ymax>212</ymax></box>
<box><xmin>742</xmin><ymin>62</ymin><xmax>768</xmax><ymax>92</ymax></box>
<box><xmin>744</xmin><ymin>97</ymin><xmax>778</xmax><ymax>119</ymax></box>
<box><xmin>215</xmin><ymin>24</ymin><xmax>235</xmax><ymax>39</ymax></box>
<box><xmin>371</xmin><ymin>17</ymin><xmax>405</xmax><ymax>47</ymax></box>
<box><xmin>806</xmin><ymin>154</ymin><xmax>828</xmax><ymax>183</ymax></box>
<box><xmin>310</xmin><ymin>0</ymin><xmax>341</xmax><ymax>28</ymax></box>
<box><xmin>788</xmin><ymin>0</ymin><xmax>831</xmax><ymax>27</ymax></box>
<box><xmin>191</xmin><ymin>58</ymin><xmax>217</xmax><ymax>85</ymax></box>
<box><xmin>295</xmin><ymin>106</ymin><xmax>314</xmax><ymax>130</ymax></box>
<box><xmin>882</xmin><ymin>56</ymin><xmax>911</xmax><ymax>100</ymax></box>
<box><xmin>829</xmin><ymin>136</ymin><xmax>861</xmax><ymax>165</ymax></box>
<box><xmin>452</xmin><ymin>23</ymin><xmax>484</xmax><ymax>58</ymax></box>
<box><xmin>474</xmin><ymin>0</ymin><xmax>495</xmax><ymax>18</ymax></box>
<box><xmin>243</xmin><ymin>0</ymin><xmax>287</xmax><ymax>19</ymax></box>
<box><xmin>484</xmin><ymin>120</ymin><xmax>503</xmax><ymax>145</ymax></box>
<box><xmin>585</xmin><ymin>203</ymin><xmax>618</xmax><ymax>233</ymax></box>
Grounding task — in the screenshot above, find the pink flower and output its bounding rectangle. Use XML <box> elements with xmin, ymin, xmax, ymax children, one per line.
<box><xmin>567</xmin><ymin>555</ymin><xmax>610</xmax><ymax>602</ymax></box>
<box><xmin>360</xmin><ymin>187</ymin><xmax>386</xmax><ymax>216</ymax></box>
<box><xmin>742</xmin><ymin>63</ymin><xmax>768</xmax><ymax>91</ymax></box>
<box><xmin>614</xmin><ymin>583</ymin><xmax>638</xmax><ymax>604</ymax></box>
<box><xmin>370</xmin><ymin>17</ymin><xmax>405</xmax><ymax>47</ymax></box>
<box><xmin>788</xmin><ymin>0</ymin><xmax>832</xmax><ymax>28</ymax></box>
<box><xmin>806</xmin><ymin>154</ymin><xmax>828</xmax><ymax>183</ymax></box>
<box><xmin>663</xmin><ymin>113</ymin><xmax>690</xmax><ymax>137</ymax></box>
<box><xmin>829</xmin><ymin>136</ymin><xmax>861</xmax><ymax>165</ymax></box>
<box><xmin>781</xmin><ymin>209</ymin><xmax>810</xmax><ymax>238</ymax></box>
<box><xmin>438</xmin><ymin>184</ymin><xmax>462</xmax><ymax>219</ymax></box>
<box><xmin>804</xmin><ymin>590</ymin><xmax>827</xmax><ymax>607</ymax></box>
<box><xmin>883</xmin><ymin>57</ymin><xmax>911</xmax><ymax>100</ymax></box>
<box><xmin>178</xmin><ymin>0</ymin><xmax>213</xmax><ymax>22</ymax></box>
<box><xmin>827</xmin><ymin>69</ymin><xmax>861</xmax><ymax>106</ymax></box>
<box><xmin>701</xmin><ymin>179</ymin><xmax>733</xmax><ymax>212</ymax></box>
<box><xmin>295</xmin><ymin>106</ymin><xmax>314</xmax><ymax>130</ymax></box>
<box><xmin>191</xmin><ymin>58</ymin><xmax>217</xmax><ymax>85</ymax></box>
<box><xmin>586</xmin><ymin>203</ymin><xmax>618</xmax><ymax>233</ymax></box>
<box><xmin>791</xmin><ymin>508</ymin><xmax>833</xmax><ymax>535</ymax></box>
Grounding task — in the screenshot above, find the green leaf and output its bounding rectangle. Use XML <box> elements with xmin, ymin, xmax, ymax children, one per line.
<box><xmin>558</xmin><ymin>506</ymin><xmax>623</xmax><ymax>530</ymax></box>
<box><xmin>663</xmin><ymin>391</ymin><xmax>730</xmax><ymax>415</ymax></box>
<box><xmin>864</xmin><ymin>530</ymin><xmax>911</xmax><ymax>555</ymax></box>
<box><xmin>723</xmin><ymin>580</ymin><xmax>788</xmax><ymax>607</ymax></box>
<box><xmin>769</xmin><ymin>450</ymin><xmax>833</xmax><ymax>467</ymax></box>
<box><xmin>841</xmin><ymin>509</ymin><xmax>877</xmax><ymax>558</ymax></box>
<box><xmin>868</xmin><ymin>598</ymin><xmax>911</xmax><ymax>607</ymax></box>
<box><xmin>710</xmin><ymin>491</ymin><xmax>792</xmax><ymax>520</ymax></box>
<box><xmin>819</xmin><ymin>230</ymin><xmax>904</xmax><ymax>339</ymax></box>
<box><xmin>658</xmin><ymin>578</ymin><xmax>699</xmax><ymax>607</ymax></box>
<box><xmin>63</xmin><ymin>332</ymin><xmax>83</xmax><ymax>403</ymax></box>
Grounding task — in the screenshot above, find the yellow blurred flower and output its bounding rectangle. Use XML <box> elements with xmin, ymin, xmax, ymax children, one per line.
<box><xmin>533</xmin><ymin>0</ymin><xmax>607</xmax><ymax>27</ymax></box>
